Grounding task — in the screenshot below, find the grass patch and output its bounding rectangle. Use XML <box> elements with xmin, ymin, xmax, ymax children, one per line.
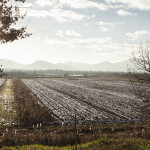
<box><xmin>1</xmin><ymin>122</ymin><xmax>150</xmax><ymax>148</ymax></box>
<box><xmin>1</xmin><ymin>138</ymin><xmax>150</xmax><ymax>150</ymax></box>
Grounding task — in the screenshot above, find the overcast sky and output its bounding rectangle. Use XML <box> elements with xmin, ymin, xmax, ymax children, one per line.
<box><xmin>1</xmin><ymin>0</ymin><xmax>150</xmax><ymax>64</ymax></box>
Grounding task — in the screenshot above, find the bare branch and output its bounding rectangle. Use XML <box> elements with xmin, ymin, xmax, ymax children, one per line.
<box><xmin>130</xmin><ymin>42</ymin><xmax>150</xmax><ymax>117</ymax></box>
<box><xmin>0</xmin><ymin>0</ymin><xmax>31</xmax><ymax>44</ymax></box>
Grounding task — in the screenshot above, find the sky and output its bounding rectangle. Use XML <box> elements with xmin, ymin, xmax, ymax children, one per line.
<box><xmin>1</xmin><ymin>0</ymin><xmax>150</xmax><ymax>64</ymax></box>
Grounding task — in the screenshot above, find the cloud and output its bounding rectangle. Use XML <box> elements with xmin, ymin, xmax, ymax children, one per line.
<box><xmin>100</xmin><ymin>27</ymin><xmax>109</xmax><ymax>32</ymax></box>
<box><xmin>98</xmin><ymin>21</ymin><xmax>124</xmax><ymax>32</ymax></box>
<box><xmin>45</xmin><ymin>39</ymin><xmax>67</xmax><ymax>45</ymax></box>
<box><xmin>105</xmin><ymin>0</ymin><xmax>150</xmax><ymax>10</ymax></box>
<box><xmin>55</xmin><ymin>30</ymin><xmax>64</xmax><ymax>37</ymax></box>
<box><xmin>28</xmin><ymin>10</ymin><xmax>51</xmax><ymax>17</ymax></box>
<box><xmin>65</xmin><ymin>30</ymin><xmax>82</xmax><ymax>37</ymax></box>
<box><xmin>98</xmin><ymin>21</ymin><xmax>124</xmax><ymax>26</ymax></box>
<box><xmin>49</xmin><ymin>8</ymin><xmax>88</xmax><ymax>22</ymax></box>
<box><xmin>34</xmin><ymin>0</ymin><xmax>111</xmax><ymax>10</ymax></box>
<box><xmin>55</xmin><ymin>30</ymin><xmax>82</xmax><ymax>37</ymax></box>
<box><xmin>116</xmin><ymin>9</ymin><xmax>137</xmax><ymax>16</ymax></box>
<box><xmin>27</xmin><ymin>8</ymin><xmax>88</xmax><ymax>22</ymax></box>
<box><xmin>59</xmin><ymin>0</ymin><xmax>109</xmax><ymax>10</ymax></box>
<box><xmin>22</xmin><ymin>3</ymin><xmax>33</xmax><ymax>7</ymax></box>
<box><xmin>31</xmin><ymin>0</ymin><xmax>126</xmax><ymax>21</ymax></box>
<box><xmin>45</xmin><ymin>36</ymin><xmax>132</xmax><ymax>54</ymax></box>
<box><xmin>34</xmin><ymin>0</ymin><xmax>54</xmax><ymax>7</ymax></box>
<box><xmin>44</xmin><ymin>36</ymin><xmax>133</xmax><ymax>62</ymax></box>
<box><xmin>34</xmin><ymin>0</ymin><xmax>126</xmax><ymax>11</ymax></box>
<box><xmin>126</xmin><ymin>30</ymin><xmax>150</xmax><ymax>41</ymax></box>
<box><xmin>45</xmin><ymin>36</ymin><xmax>112</xmax><ymax>48</ymax></box>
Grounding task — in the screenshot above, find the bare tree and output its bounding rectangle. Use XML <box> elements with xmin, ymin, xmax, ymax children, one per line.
<box><xmin>0</xmin><ymin>0</ymin><xmax>30</xmax><ymax>44</ymax></box>
<box><xmin>129</xmin><ymin>42</ymin><xmax>150</xmax><ymax>117</ymax></box>
<box><xmin>0</xmin><ymin>0</ymin><xmax>30</xmax><ymax>77</ymax></box>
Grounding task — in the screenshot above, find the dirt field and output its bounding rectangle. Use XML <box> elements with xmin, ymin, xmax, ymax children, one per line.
<box><xmin>22</xmin><ymin>77</ymin><xmax>144</xmax><ymax>124</ymax></box>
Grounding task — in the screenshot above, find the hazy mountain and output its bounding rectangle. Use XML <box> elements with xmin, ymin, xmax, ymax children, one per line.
<box><xmin>0</xmin><ymin>59</ymin><xmax>27</xmax><ymax>69</ymax></box>
<box><xmin>64</xmin><ymin>61</ymin><xmax>92</xmax><ymax>70</ymax></box>
<box><xmin>64</xmin><ymin>60</ymin><xmax>132</xmax><ymax>72</ymax></box>
<box><xmin>114</xmin><ymin>59</ymin><xmax>132</xmax><ymax>71</ymax></box>
<box><xmin>92</xmin><ymin>61</ymin><xmax>113</xmax><ymax>71</ymax></box>
<box><xmin>0</xmin><ymin>58</ymin><xmax>132</xmax><ymax>72</ymax></box>
<box><xmin>24</xmin><ymin>60</ymin><xmax>55</xmax><ymax>70</ymax></box>
<box><xmin>25</xmin><ymin>61</ymin><xmax>74</xmax><ymax>70</ymax></box>
<box><xmin>92</xmin><ymin>60</ymin><xmax>132</xmax><ymax>72</ymax></box>
<box><xmin>55</xmin><ymin>63</ymin><xmax>73</xmax><ymax>70</ymax></box>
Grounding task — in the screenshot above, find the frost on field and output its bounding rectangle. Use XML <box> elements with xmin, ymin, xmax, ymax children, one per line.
<box><xmin>22</xmin><ymin>78</ymin><xmax>144</xmax><ymax>124</ymax></box>
<box><xmin>0</xmin><ymin>78</ymin><xmax>5</xmax><ymax>87</ymax></box>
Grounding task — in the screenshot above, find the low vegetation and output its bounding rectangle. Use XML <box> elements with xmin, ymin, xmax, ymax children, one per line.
<box><xmin>12</xmin><ymin>78</ymin><xmax>57</xmax><ymax>127</ymax></box>
<box><xmin>1</xmin><ymin>122</ymin><xmax>150</xmax><ymax>149</ymax></box>
<box><xmin>1</xmin><ymin>138</ymin><xmax>150</xmax><ymax>150</ymax></box>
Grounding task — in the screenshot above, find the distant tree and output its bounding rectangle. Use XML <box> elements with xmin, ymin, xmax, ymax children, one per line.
<box><xmin>0</xmin><ymin>65</ymin><xmax>6</xmax><ymax>77</ymax></box>
<box><xmin>84</xmin><ymin>73</ymin><xmax>88</xmax><ymax>78</ymax></box>
<box><xmin>0</xmin><ymin>0</ymin><xmax>30</xmax><ymax>44</ymax></box>
<box><xmin>64</xmin><ymin>73</ymin><xmax>68</xmax><ymax>77</ymax></box>
<box><xmin>129</xmin><ymin>42</ymin><xmax>150</xmax><ymax>117</ymax></box>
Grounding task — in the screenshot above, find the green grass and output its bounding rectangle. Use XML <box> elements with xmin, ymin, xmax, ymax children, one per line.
<box><xmin>1</xmin><ymin>138</ymin><xmax>150</xmax><ymax>150</ymax></box>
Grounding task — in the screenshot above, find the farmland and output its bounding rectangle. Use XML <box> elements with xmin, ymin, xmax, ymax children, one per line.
<box><xmin>21</xmin><ymin>77</ymin><xmax>144</xmax><ymax>124</ymax></box>
<box><xmin>0</xmin><ymin>77</ymin><xmax>149</xmax><ymax>149</ymax></box>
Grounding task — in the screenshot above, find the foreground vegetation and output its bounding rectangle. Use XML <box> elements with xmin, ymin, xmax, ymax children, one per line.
<box><xmin>1</xmin><ymin>122</ymin><xmax>150</xmax><ymax>149</ymax></box>
<box><xmin>1</xmin><ymin>138</ymin><xmax>150</xmax><ymax>150</ymax></box>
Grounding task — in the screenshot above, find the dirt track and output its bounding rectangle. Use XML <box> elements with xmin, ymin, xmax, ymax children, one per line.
<box><xmin>0</xmin><ymin>79</ymin><xmax>16</xmax><ymax>126</ymax></box>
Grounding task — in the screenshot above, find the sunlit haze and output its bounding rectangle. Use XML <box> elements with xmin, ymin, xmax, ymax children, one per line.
<box><xmin>1</xmin><ymin>0</ymin><xmax>150</xmax><ymax>64</ymax></box>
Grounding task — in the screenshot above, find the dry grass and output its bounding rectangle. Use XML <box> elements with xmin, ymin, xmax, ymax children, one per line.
<box><xmin>12</xmin><ymin>78</ymin><xmax>57</xmax><ymax>127</ymax></box>
<box><xmin>1</xmin><ymin>122</ymin><xmax>150</xmax><ymax>148</ymax></box>
<box><xmin>0</xmin><ymin>79</ymin><xmax>17</xmax><ymax>126</ymax></box>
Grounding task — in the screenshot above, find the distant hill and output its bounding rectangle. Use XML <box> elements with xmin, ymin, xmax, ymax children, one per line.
<box><xmin>64</xmin><ymin>61</ymin><xmax>92</xmax><ymax>71</ymax></box>
<box><xmin>0</xmin><ymin>59</ymin><xmax>26</xmax><ymax>70</ymax></box>
<box><xmin>0</xmin><ymin>58</ymin><xmax>132</xmax><ymax>72</ymax></box>
<box><xmin>24</xmin><ymin>60</ymin><xmax>55</xmax><ymax>70</ymax></box>
<box><xmin>92</xmin><ymin>60</ymin><xmax>132</xmax><ymax>72</ymax></box>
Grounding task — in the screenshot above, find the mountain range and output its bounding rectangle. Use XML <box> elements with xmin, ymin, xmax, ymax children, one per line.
<box><xmin>0</xmin><ymin>59</ymin><xmax>132</xmax><ymax>72</ymax></box>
